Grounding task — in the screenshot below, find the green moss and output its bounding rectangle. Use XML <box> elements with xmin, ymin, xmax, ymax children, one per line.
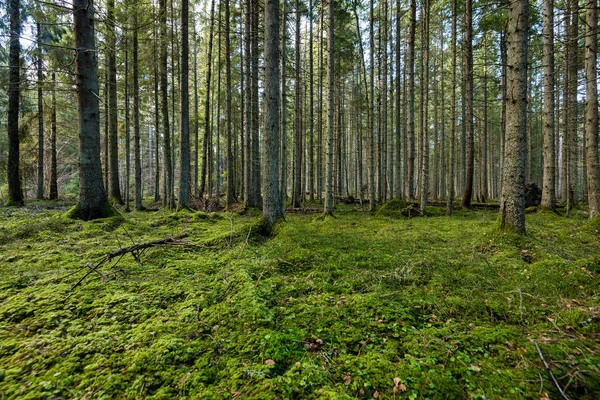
<box><xmin>1</xmin><ymin>204</ymin><xmax>599</xmax><ymax>399</ymax></box>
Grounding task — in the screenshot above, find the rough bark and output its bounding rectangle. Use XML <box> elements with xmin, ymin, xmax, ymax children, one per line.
<box><xmin>133</xmin><ymin>13</ymin><xmax>143</xmax><ymax>211</ymax></box>
<box><xmin>407</xmin><ymin>0</ymin><xmax>416</xmax><ymax>201</ymax></box>
<box><xmin>447</xmin><ymin>0</ymin><xmax>457</xmax><ymax>215</ymax></box>
<box><xmin>74</xmin><ymin>0</ymin><xmax>108</xmax><ymax>219</ymax></box>
<box><xmin>225</xmin><ymin>0</ymin><xmax>234</xmax><ymax>207</ymax></box>
<box><xmin>324</xmin><ymin>0</ymin><xmax>335</xmax><ymax>215</ymax></box>
<box><xmin>107</xmin><ymin>0</ymin><xmax>122</xmax><ymax>204</ymax></box>
<box><xmin>500</xmin><ymin>0</ymin><xmax>528</xmax><ymax>234</ymax></box>
<box><xmin>541</xmin><ymin>0</ymin><xmax>556</xmax><ymax>209</ymax></box>
<box><xmin>462</xmin><ymin>0</ymin><xmax>474</xmax><ymax>208</ymax></box>
<box><xmin>263</xmin><ymin>0</ymin><xmax>283</xmax><ymax>224</ymax></box>
<box><xmin>160</xmin><ymin>0</ymin><xmax>174</xmax><ymax>209</ymax></box>
<box><xmin>420</xmin><ymin>0</ymin><xmax>430</xmax><ymax>214</ymax></box>
<box><xmin>585</xmin><ymin>0</ymin><xmax>600</xmax><ymax>218</ymax></box>
<box><xmin>7</xmin><ymin>0</ymin><xmax>23</xmax><ymax>206</ymax></box>
<box><xmin>179</xmin><ymin>0</ymin><xmax>190</xmax><ymax>208</ymax></box>
<box><xmin>37</xmin><ymin>23</ymin><xmax>44</xmax><ymax>200</ymax></box>
<box><xmin>49</xmin><ymin>73</ymin><xmax>58</xmax><ymax>200</ymax></box>
<box><xmin>201</xmin><ymin>0</ymin><xmax>216</xmax><ymax>200</ymax></box>
<box><xmin>369</xmin><ymin>0</ymin><xmax>377</xmax><ymax>210</ymax></box>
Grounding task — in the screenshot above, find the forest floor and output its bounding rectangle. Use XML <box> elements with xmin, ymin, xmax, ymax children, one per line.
<box><xmin>0</xmin><ymin>200</ymin><xmax>599</xmax><ymax>399</ymax></box>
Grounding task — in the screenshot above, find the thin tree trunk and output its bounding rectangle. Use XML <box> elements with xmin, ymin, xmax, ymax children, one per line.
<box><xmin>49</xmin><ymin>73</ymin><xmax>58</xmax><ymax>200</ymax></box>
<box><xmin>200</xmin><ymin>0</ymin><xmax>216</xmax><ymax>200</ymax></box>
<box><xmin>369</xmin><ymin>0</ymin><xmax>377</xmax><ymax>210</ymax></box>
<box><xmin>462</xmin><ymin>0</ymin><xmax>474</xmax><ymax>208</ymax></box>
<box><xmin>125</xmin><ymin>39</ymin><xmax>131</xmax><ymax>210</ymax></box>
<box><xmin>225</xmin><ymin>0</ymin><xmax>234</xmax><ymax>207</ymax></box>
<box><xmin>420</xmin><ymin>0</ymin><xmax>429</xmax><ymax>214</ymax></box>
<box><xmin>407</xmin><ymin>0</ymin><xmax>416</xmax><ymax>201</ymax></box>
<box><xmin>37</xmin><ymin>23</ymin><xmax>44</xmax><ymax>200</ymax></box>
<box><xmin>447</xmin><ymin>0</ymin><xmax>457</xmax><ymax>215</ymax></box>
<box><xmin>394</xmin><ymin>0</ymin><xmax>401</xmax><ymax>200</ymax></box>
<box><xmin>133</xmin><ymin>13</ymin><xmax>143</xmax><ymax>210</ymax></box>
<box><xmin>293</xmin><ymin>0</ymin><xmax>302</xmax><ymax>208</ymax></box>
<box><xmin>107</xmin><ymin>0</ymin><xmax>122</xmax><ymax>204</ymax></box>
<box><xmin>160</xmin><ymin>0</ymin><xmax>173</xmax><ymax>209</ymax></box>
<box><xmin>324</xmin><ymin>0</ymin><xmax>335</xmax><ymax>215</ymax></box>
<box><xmin>541</xmin><ymin>0</ymin><xmax>556</xmax><ymax>209</ymax></box>
<box><xmin>280</xmin><ymin>0</ymin><xmax>287</xmax><ymax>210</ymax></box>
<box><xmin>309</xmin><ymin>0</ymin><xmax>315</xmax><ymax>201</ymax></box>
<box><xmin>585</xmin><ymin>0</ymin><xmax>600</xmax><ymax>218</ymax></box>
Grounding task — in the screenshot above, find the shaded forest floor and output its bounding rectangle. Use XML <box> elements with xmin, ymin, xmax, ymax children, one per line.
<box><xmin>1</xmin><ymin>200</ymin><xmax>599</xmax><ymax>399</ymax></box>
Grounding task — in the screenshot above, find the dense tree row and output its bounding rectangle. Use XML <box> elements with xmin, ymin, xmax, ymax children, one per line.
<box><xmin>0</xmin><ymin>0</ymin><xmax>598</xmax><ymax>231</ymax></box>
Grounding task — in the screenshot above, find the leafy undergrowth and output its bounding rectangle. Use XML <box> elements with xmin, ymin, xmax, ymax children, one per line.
<box><xmin>1</xmin><ymin>200</ymin><xmax>599</xmax><ymax>399</ymax></box>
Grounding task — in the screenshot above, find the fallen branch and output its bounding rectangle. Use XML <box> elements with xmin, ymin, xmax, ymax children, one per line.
<box><xmin>67</xmin><ymin>234</ymin><xmax>189</xmax><ymax>294</ymax></box>
<box><xmin>534</xmin><ymin>341</ymin><xmax>572</xmax><ymax>400</ymax></box>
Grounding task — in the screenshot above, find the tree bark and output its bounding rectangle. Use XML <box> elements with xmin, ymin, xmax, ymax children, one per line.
<box><xmin>225</xmin><ymin>0</ymin><xmax>234</xmax><ymax>207</ymax></box>
<box><xmin>324</xmin><ymin>0</ymin><xmax>335</xmax><ymax>215</ymax></box>
<box><xmin>406</xmin><ymin>0</ymin><xmax>416</xmax><ymax>202</ymax></box>
<box><xmin>7</xmin><ymin>0</ymin><xmax>23</xmax><ymax>206</ymax></box>
<box><xmin>462</xmin><ymin>0</ymin><xmax>474</xmax><ymax>208</ymax></box>
<box><xmin>263</xmin><ymin>0</ymin><xmax>283</xmax><ymax>224</ymax></box>
<box><xmin>74</xmin><ymin>0</ymin><xmax>108</xmax><ymax>219</ymax></box>
<box><xmin>37</xmin><ymin>23</ymin><xmax>44</xmax><ymax>200</ymax></box>
<box><xmin>419</xmin><ymin>0</ymin><xmax>430</xmax><ymax>214</ymax></box>
<box><xmin>585</xmin><ymin>0</ymin><xmax>600</xmax><ymax>218</ymax></box>
<box><xmin>49</xmin><ymin>73</ymin><xmax>58</xmax><ymax>200</ymax></box>
<box><xmin>201</xmin><ymin>0</ymin><xmax>216</xmax><ymax>200</ymax></box>
<box><xmin>107</xmin><ymin>0</ymin><xmax>122</xmax><ymax>204</ymax></box>
<box><xmin>160</xmin><ymin>0</ymin><xmax>174</xmax><ymax>209</ymax></box>
<box><xmin>133</xmin><ymin>13</ymin><xmax>143</xmax><ymax>211</ymax></box>
<box><xmin>179</xmin><ymin>0</ymin><xmax>190</xmax><ymax>208</ymax></box>
<box><xmin>447</xmin><ymin>0</ymin><xmax>457</xmax><ymax>215</ymax></box>
<box><xmin>541</xmin><ymin>0</ymin><xmax>556</xmax><ymax>210</ymax></box>
<box><xmin>369</xmin><ymin>0</ymin><xmax>377</xmax><ymax>210</ymax></box>
<box><xmin>500</xmin><ymin>0</ymin><xmax>528</xmax><ymax>234</ymax></box>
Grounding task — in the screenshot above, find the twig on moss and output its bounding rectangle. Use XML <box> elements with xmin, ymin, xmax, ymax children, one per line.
<box><xmin>66</xmin><ymin>234</ymin><xmax>190</xmax><ymax>296</ymax></box>
<box><xmin>534</xmin><ymin>341</ymin><xmax>572</xmax><ymax>400</ymax></box>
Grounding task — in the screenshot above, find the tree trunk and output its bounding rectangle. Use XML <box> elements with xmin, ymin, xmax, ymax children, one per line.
<box><xmin>107</xmin><ymin>0</ymin><xmax>122</xmax><ymax>204</ymax></box>
<box><xmin>419</xmin><ymin>0</ymin><xmax>429</xmax><ymax>214</ymax></box>
<box><xmin>49</xmin><ymin>73</ymin><xmax>58</xmax><ymax>200</ymax></box>
<box><xmin>125</xmin><ymin>40</ymin><xmax>131</xmax><ymax>210</ymax></box>
<box><xmin>324</xmin><ymin>0</ymin><xmax>335</xmax><ymax>215</ymax></box>
<box><xmin>280</xmin><ymin>0</ymin><xmax>288</xmax><ymax>210</ymax></box>
<box><xmin>133</xmin><ymin>13</ymin><xmax>143</xmax><ymax>211</ymax></box>
<box><xmin>462</xmin><ymin>0</ymin><xmax>474</xmax><ymax>208</ymax></box>
<box><xmin>309</xmin><ymin>0</ymin><xmax>315</xmax><ymax>201</ymax></box>
<box><xmin>447</xmin><ymin>0</ymin><xmax>457</xmax><ymax>215</ymax></box>
<box><xmin>500</xmin><ymin>0</ymin><xmax>528</xmax><ymax>234</ymax></box>
<box><xmin>7</xmin><ymin>0</ymin><xmax>24</xmax><ymax>206</ymax></box>
<box><xmin>153</xmin><ymin>18</ymin><xmax>161</xmax><ymax>203</ymax></box>
<box><xmin>225</xmin><ymin>0</ymin><xmax>234</xmax><ymax>207</ymax></box>
<box><xmin>369</xmin><ymin>0</ymin><xmax>377</xmax><ymax>210</ymax></box>
<box><xmin>179</xmin><ymin>0</ymin><xmax>190</xmax><ymax>208</ymax></box>
<box><xmin>585</xmin><ymin>0</ymin><xmax>600</xmax><ymax>218</ymax></box>
<box><xmin>541</xmin><ymin>0</ymin><xmax>556</xmax><ymax>210</ymax></box>
<box><xmin>263</xmin><ymin>0</ymin><xmax>283</xmax><ymax>224</ymax></box>
<box><xmin>407</xmin><ymin>0</ymin><xmax>416</xmax><ymax>202</ymax></box>
<box><xmin>74</xmin><ymin>0</ymin><xmax>108</xmax><ymax>219</ymax></box>
<box><xmin>201</xmin><ymin>0</ymin><xmax>216</xmax><ymax>200</ymax></box>
<box><xmin>160</xmin><ymin>0</ymin><xmax>173</xmax><ymax>209</ymax></box>
<box><xmin>37</xmin><ymin>23</ymin><xmax>44</xmax><ymax>200</ymax></box>
<box><xmin>293</xmin><ymin>0</ymin><xmax>302</xmax><ymax>208</ymax></box>
<box><xmin>394</xmin><ymin>0</ymin><xmax>401</xmax><ymax>200</ymax></box>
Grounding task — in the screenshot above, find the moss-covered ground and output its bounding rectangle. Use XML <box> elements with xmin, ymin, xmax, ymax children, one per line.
<box><xmin>1</xmin><ymin>200</ymin><xmax>599</xmax><ymax>399</ymax></box>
